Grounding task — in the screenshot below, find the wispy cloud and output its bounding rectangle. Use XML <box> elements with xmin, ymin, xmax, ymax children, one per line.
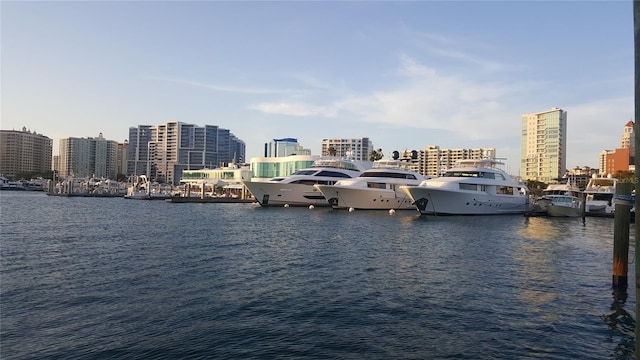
<box><xmin>249</xmin><ymin>54</ymin><xmax>533</xmax><ymax>143</ymax></box>
<box><xmin>250</xmin><ymin>102</ymin><xmax>338</xmax><ymax>117</ymax></box>
<box><xmin>146</xmin><ymin>75</ymin><xmax>302</xmax><ymax>95</ymax></box>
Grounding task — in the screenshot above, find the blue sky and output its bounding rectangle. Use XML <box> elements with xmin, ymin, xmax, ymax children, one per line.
<box><xmin>1</xmin><ymin>1</ymin><xmax>633</xmax><ymax>174</ymax></box>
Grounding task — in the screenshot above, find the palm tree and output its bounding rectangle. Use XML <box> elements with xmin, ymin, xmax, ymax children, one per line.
<box><xmin>369</xmin><ymin>148</ymin><xmax>383</xmax><ymax>162</ymax></box>
<box><xmin>328</xmin><ymin>146</ymin><xmax>337</xmax><ymax>156</ymax></box>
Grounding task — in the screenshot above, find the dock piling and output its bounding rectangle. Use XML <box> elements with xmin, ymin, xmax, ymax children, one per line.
<box><xmin>612</xmin><ymin>182</ymin><xmax>633</xmax><ymax>289</ymax></box>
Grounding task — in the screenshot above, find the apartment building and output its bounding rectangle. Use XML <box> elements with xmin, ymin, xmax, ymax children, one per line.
<box><xmin>397</xmin><ymin>146</ymin><xmax>496</xmax><ymax>177</ymax></box>
<box><xmin>521</xmin><ymin>107</ymin><xmax>567</xmax><ymax>182</ymax></box>
<box><xmin>0</xmin><ymin>127</ymin><xmax>53</xmax><ymax>179</ymax></box>
<box><xmin>58</xmin><ymin>133</ymin><xmax>118</xmax><ymax>179</ymax></box>
<box><xmin>321</xmin><ymin>137</ymin><xmax>374</xmax><ymax>161</ymax></box>
<box><xmin>127</xmin><ymin>121</ymin><xmax>246</xmax><ymax>185</ymax></box>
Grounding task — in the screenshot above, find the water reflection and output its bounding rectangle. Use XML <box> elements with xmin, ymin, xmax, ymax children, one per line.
<box><xmin>601</xmin><ymin>288</ymin><xmax>635</xmax><ymax>359</ymax></box>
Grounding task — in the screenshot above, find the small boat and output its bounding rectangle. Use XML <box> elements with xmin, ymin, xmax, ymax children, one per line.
<box><xmin>124</xmin><ymin>175</ymin><xmax>173</xmax><ymax>200</ymax></box>
<box><xmin>533</xmin><ymin>180</ymin><xmax>583</xmax><ymax>213</ymax></box>
<box><xmin>0</xmin><ymin>176</ymin><xmax>27</xmax><ymax>191</ymax></box>
<box><xmin>545</xmin><ymin>194</ymin><xmax>584</xmax><ymax>217</ymax></box>
<box><xmin>313</xmin><ymin>159</ymin><xmax>431</xmax><ymax>210</ymax></box>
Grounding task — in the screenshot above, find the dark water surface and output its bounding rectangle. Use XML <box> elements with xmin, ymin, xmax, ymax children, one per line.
<box><xmin>1</xmin><ymin>191</ymin><xmax>636</xmax><ymax>359</ymax></box>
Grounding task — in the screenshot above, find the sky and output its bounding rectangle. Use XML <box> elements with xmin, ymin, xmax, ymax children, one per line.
<box><xmin>1</xmin><ymin>1</ymin><xmax>634</xmax><ymax>175</ymax></box>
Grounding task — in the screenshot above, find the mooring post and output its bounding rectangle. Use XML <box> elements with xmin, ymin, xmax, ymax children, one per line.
<box><xmin>634</xmin><ymin>1</ymin><xmax>640</xmax><ymax>356</ymax></box>
<box><xmin>612</xmin><ymin>182</ymin><xmax>633</xmax><ymax>289</ymax></box>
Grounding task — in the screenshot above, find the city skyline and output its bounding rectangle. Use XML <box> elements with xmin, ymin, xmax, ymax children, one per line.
<box><xmin>2</xmin><ymin>1</ymin><xmax>633</xmax><ymax>175</ymax></box>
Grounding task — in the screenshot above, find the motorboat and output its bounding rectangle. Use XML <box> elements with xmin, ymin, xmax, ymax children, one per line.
<box><xmin>583</xmin><ymin>175</ymin><xmax>618</xmax><ymax>214</ymax></box>
<box><xmin>0</xmin><ymin>176</ymin><xmax>26</xmax><ymax>191</ymax></box>
<box><xmin>399</xmin><ymin>159</ymin><xmax>529</xmax><ymax>215</ymax></box>
<box><xmin>242</xmin><ymin>158</ymin><xmax>372</xmax><ymax>207</ymax></box>
<box><xmin>124</xmin><ymin>175</ymin><xmax>174</xmax><ymax>200</ymax></box>
<box><xmin>313</xmin><ymin>159</ymin><xmax>430</xmax><ymax>210</ymax></box>
<box><xmin>544</xmin><ymin>194</ymin><xmax>584</xmax><ymax>217</ymax></box>
<box><xmin>533</xmin><ymin>180</ymin><xmax>583</xmax><ymax>213</ymax></box>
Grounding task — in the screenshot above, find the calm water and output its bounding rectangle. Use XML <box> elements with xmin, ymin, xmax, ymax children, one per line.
<box><xmin>0</xmin><ymin>191</ymin><xmax>636</xmax><ymax>359</ymax></box>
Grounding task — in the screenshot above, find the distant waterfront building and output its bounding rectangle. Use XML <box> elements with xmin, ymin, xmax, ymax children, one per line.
<box><xmin>621</xmin><ymin>120</ymin><xmax>635</xmax><ymax>152</ymax></box>
<box><xmin>264</xmin><ymin>138</ymin><xmax>311</xmax><ymax>157</ymax></box>
<box><xmin>0</xmin><ymin>127</ymin><xmax>53</xmax><ymax>179</ymax></box>
<box><xmin>598</xmin><ymin>120</ymin><xmax>635</xmax><ymax>175</ymax></box>
<box><xmin>397</xmin><ymin>146</ymin><xmax>496</xmax><ymax>177</ymax></box>
<box><xmin>181</xmin><ymin>163</ymin><xmax>252</xmax><ymax>198</ymax></box>
<box><xmin>249</xmin><ymin>154</ymin><xmax>319</xmax><ymax>181</ymax></box>
<box><xmin>58</xmin><ymin>133</ymin><xmax>118</xmax><ymax>179</ymax></box>
<box><xmin>127</xmin><ymin>121</ymin><xmax>246</xmax><ymax>185</ymax></box>
<box><xmin>521</xmin><ymin>107</ymin><xmax>567</xmax><ymax>182</ymax></box>
<box><xmin>321</xmin><ymin>137</ymin><xmax>373</xmax><ymax>161</ymax></box>
<box><xmin>116</xmin><ymin>140</ymin><xmax>128</xmax><ymax>177</ymax></box>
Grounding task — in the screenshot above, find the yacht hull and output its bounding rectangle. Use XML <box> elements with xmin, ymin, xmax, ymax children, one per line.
<box><xmin>402</xmin><ymin>187</ymin><xmax>528</xmax><ymax>215</ymax></box>
<box><xmin>315</xmin><ymin>185</ymin><xmax>416</xmax><ymax>210</ymax></box>
<box><xmin>243</xmin><ymin>181</ymin><xmax>330</xmax><ymax>207</ymax></box>
<box><xmin>546</xmin><ymin>205</ymin><xmax>582</xmax><ymax>217</ymax></box>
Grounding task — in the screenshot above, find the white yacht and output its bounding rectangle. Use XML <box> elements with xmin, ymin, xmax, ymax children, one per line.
<box><xmin>313</xmin><ymin>159</ymin><xmax>430</xmax><ymax>210</ymax></box>
<box><xmin>583</xmin><ymin>174</ymin><xmax>618</xmax><ymax>214</ymax></box>
<box><xmin>534</xmin><ymin>180</ymin><xmax>583</xmax><ymax>212</ymax></box>
<box><xmin>400</xmin><ymin>159</ymin><xmax>529</xmax><ymax>215</ymax></box>
<box><xmin>242</xmin><ymin>158</ymin><xmax>372</xmax><ymax>207</ymax></box>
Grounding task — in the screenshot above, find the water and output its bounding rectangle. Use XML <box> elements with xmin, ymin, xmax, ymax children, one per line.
<box><xmin>0</xmin><ymin>191</ymin><xmax>636</xmax><ymax>359</ymax></box>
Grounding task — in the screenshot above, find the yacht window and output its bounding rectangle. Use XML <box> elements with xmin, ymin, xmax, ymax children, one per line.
<box><xmin>293</xmin><ymin>180</ymin><xmax>319</xmax><ymax>185</ymax></box>
<box><xmin>481</xmin><ymin>172</ymin><xmax>495</xmax><ymax>179</ymax></box>
<box><xmin>445</xmin><ymin>171</ymin><xmax>479</xmax><ymax>177</ymax></box>
<box><xmin>315</xmin><ymin>170</ymin><xmax>354</xmax><ymax>178</ymax></box>
<box><xmin>367</xmin><ymin>182</ymin><xmax>386</xmax><ymax>189</ymax></box>
<box><xmin>360</xmin><ymin>172</ymin><xmax>418</xmax><ymax>180</ymax></box>
<box><xmin>497</xmin><ymin>186</ymin><xmax>514</xmax><ymax>195</ymax></box>
<box><xmin>292</xmin><ymin>170</ymin><xmax>317</xmax><ymax>176</ymax></box>
<box><xmin>459</xmin><ymin>183</ymin><xmax>477</xmax><ymax>191</ymax></box>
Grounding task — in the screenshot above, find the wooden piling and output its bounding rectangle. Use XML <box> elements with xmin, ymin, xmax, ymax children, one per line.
<box><xmin>634</xmin><ymin>1</ymin><xmax>640</xmax><ymax>356</ymax></box>
<box><xmin>612</xmin><ymin>182</ymin><xmax>633</xmax><ymax>289</ymax></box>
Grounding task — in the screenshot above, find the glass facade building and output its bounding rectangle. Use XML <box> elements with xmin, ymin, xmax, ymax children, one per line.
<box><xmin>521</xmin><ymin>107</ymin><xmax>567</xmax><ymax>182</ymax></box>
<box><xmin>127</xmin><ymin>121</ymin><xmax>246</xmax><ymax>185</ymax></box>
<box><xmin>249</xmin><ymin>155</ymin><xmax>319</xmax><ymax>180</ymax></box>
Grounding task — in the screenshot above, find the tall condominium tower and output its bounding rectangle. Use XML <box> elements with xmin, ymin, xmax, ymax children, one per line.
<box><xmin>127</xmin><ymin>121</ymin><xmax>246</xmax><ymax>185</ymax></box>
<box><xmin>58</xmin><ymin>133</ymin><xmax>118</xmax><ymax>179</ymax></box>
<box><xmin>321</xmin><ymin>137</ymin><xmax>374</xmax><ymax>161</ymax></box>
<box><xmin>0</xmin><ymin>127</ymin><xmax>53</xmax><ymax>179</ymax></box>
<box><xmin>521</xmin><ymin>107</ymin><xmax>567</xmax><ymax>182</ymax></box>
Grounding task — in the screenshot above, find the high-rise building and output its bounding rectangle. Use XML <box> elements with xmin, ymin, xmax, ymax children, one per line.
<box><xmin>127</xmin><ymin>121</ymin><xmax>246</xmax><ymax>185</ymax></box>
<box><xmin>264</xmin><ymin>138</ymin><xmax>311</xmax><ymax>157</ymax></box>
<box><xmin>116</xmin><ymin>140</ymin><xmax>128</xmax><ymax>177</ymax></box>
<box><xmin>397</xmin><ymin>146</ymin><xmax>496</xmax><ymax>177</ymax></box>
<box><xmin>598</xmin><ymin>120</ymin><xmax>635</xmax><ymax>175</ymax></box>
<box><xmin>58</xmin><ymin>133</ymin><xmax>118</xmax><ymax>179</ymax></box>
<box><xmin>0</xmin><ymin>127</ymin><xmax>53</xmax><ymax>179</ymax></box>
<box><xmin>521</xmin><ymin>107</ymin><xmax>567</xmax><ymax>182</ymax></box>
<box><xmin>621</xmin><ymin>120</ymin><xmax>634</xmax><ymax>153</ymax></box>
<box><xmin>321</xmin><ymin>137</ymin><xmax>373</xmax><ymax>161</ymax></box>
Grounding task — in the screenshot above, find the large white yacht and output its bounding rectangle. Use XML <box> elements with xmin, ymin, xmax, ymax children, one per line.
<box><xmin>242</xmin><ymin>158</ymin><xmax>372</xmax><ymax>207</ymax></box>
<box><xmin>400</xmin><ymin>159</ymin><xmax>529</xmax><ymax>215</ymax></box>
<box><xmin>313</xmin><ymin>159</ymin><xmax>430</xmax><ymax>210</ymax></box>
<box><xmin>583</xmin><ymin>174</ymin><xmax>619</xmax><ymax>214</ymax></box>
